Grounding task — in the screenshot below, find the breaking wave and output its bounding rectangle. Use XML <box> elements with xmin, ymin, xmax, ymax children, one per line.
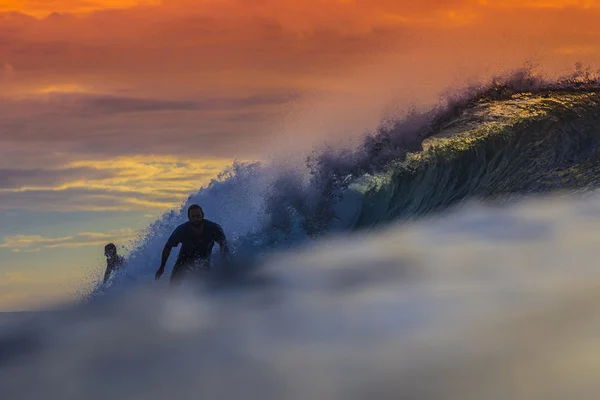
<box><xmin>95</xmin><ymin>68</ymin><xmax>600</xmax><ymax>294</ymax></box>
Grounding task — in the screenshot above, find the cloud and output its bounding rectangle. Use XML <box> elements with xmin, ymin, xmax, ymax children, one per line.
<box><xmin>3</xmin><ymin>0</ymin><xmax>596</xmax><ymax>41</ymax></box>
<box><xmin>0</xmin><ymin>166</ymin><xmax>114</xmax><ymax>189</ymax></box>
<box><xmin>41</xmin><ymin>93</ymin><xmax>203</xmax><ymax>115</ymax></box>
<box><xmin>25</xmin><ymin>92</ymin><xmax>300</xmax><ymax>116</ymax></box>
<box><xmin>0</xmin><ymin>186</ymin><xmax>190</xmax><ymax>211</ymax></box>
<box><xmin>0</xmin><ymin>1</ymin><xmax>159</xmax><ymax>17</ymax></box>
<box><xmin>0</xmin><ymin>89</ymin><xmax>290</xmax><ymax>163</ymax></box>
<box><xmin>0</xmin><ymin>228</ymin><xmax>135</xmax><ymax>251</ymax></box>
<box><xmin>0</xmin><ymin>156</ymin><xmax>234</xmax><ymax>211</ymax></box>
<box><xmin>0</xmin><ymin>0</ymin><xmax>472</xmax><ymax>81</ymax></box>
<box><xmin>480</xmin><ymin>0</ymin><xmax>600</xmax><ymax>9</ymax></box>
<box><xmin>0</xmin><ymin>0</ymin><xmax>597</xmax><ymax>94</ymax></box>
<box><xmin>1</xmin><ymin>0</ymin><xmax>597</xmax><ymax>110</ymax></box>
<box><xmin>159</xmin><ymin>0</ymin><xmax>475</xmax><ymax>31</ymax></box>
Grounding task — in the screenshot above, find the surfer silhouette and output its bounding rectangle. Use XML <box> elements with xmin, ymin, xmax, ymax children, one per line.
<box><xmin>155</xmin><ymin>204</ymin><xmax>230</xmax><ymax>285</ymax></box>
<box><xmin>103</xmin><ymin>243</ymin><xmax>126</xmax><ymax>284</ymax></box>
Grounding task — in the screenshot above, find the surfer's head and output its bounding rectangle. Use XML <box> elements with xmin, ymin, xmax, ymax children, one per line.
<box><xmin>187</xmin><ymin>204</ymin><xmax>204</xmax><ymax>226</ymax></box>
<box><xmin>104</xmin><ymin>243</ymin><xmax>117</xmax><ymax>258</ymax></box>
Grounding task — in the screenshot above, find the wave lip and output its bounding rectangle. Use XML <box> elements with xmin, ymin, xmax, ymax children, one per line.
<box><xmin>344</xmin><ymin>88</ymin><xmax>600</xmax><ymax>229</ymax></box>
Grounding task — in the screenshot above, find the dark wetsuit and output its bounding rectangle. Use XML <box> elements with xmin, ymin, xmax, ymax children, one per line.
<box><xmin>103</xmin><ymin>255</ymin><xmax>125</xmax><ymax>284</ymax></box>
<box><xmin>165</xmin><ymin>220</ymin><xmax>227</xmax><ymax>284</ymax></box>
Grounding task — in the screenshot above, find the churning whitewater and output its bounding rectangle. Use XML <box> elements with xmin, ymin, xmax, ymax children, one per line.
<box><xmin>3</xmin><ymin>71</ymin><xmax>600</xmax><ymax>399</ymax></box>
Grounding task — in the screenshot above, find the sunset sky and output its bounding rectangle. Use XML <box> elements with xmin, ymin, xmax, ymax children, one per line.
<box><xmin>1</xmin><ymin>0</ymin><xmax>600</xmax><ymax>311</ymax></box>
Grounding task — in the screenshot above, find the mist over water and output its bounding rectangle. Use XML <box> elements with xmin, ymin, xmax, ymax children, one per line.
<box><xmin>4</xmin><ymin>193</ymin><xmax>600</xmax><ymax>399</ymax></box>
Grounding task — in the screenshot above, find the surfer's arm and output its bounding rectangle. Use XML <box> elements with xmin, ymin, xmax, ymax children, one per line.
<box><xmin>155</xmin><ymin>244</ymin><xmax>172</xmax><ymax>280</ymax></box>
<box><xmin>219</xmin><ymin>239</ymin><xmax>230</xmax><ymax>258</ymax></box>
<box><xmin>156</xmin><ymin>227</ymin><xmax>182</xmax><ymax>280</ymax></box>
<box><xmin>161</xmin><ymin>225</ymin><xmax>185</xmax><ymax>267</ymax></box>
<box><xmin>214</xmin><ymin>225</ymin><xmax>230</xmax><ymax>258</ymax></box>
<box><xmin>159</xmin><ymin>245</ymin><xmax>172</xmax><ymax>268</ymax></box>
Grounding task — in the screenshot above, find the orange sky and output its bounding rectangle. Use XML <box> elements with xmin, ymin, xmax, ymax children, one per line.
<box><xmin>0</xmin><ymin>0</ymin><xmax>599</xmax><ymax>163</ymax></box>
<box><xmin>0</xmin><ymin>0</ymin><xmax>598</xmax><ymax>149</ymax></box>
<box><xmin>0</xmin><ymin>1</ymin><xmax>160</xmax><ymax>16</ymax></box>
<box><xmin>2</xmin><ymin>1</ymin><xmax>600</xmax><ymax>21</ymax></box>
<box><xmin>0</xmin><ymin>0</ymin><xmax>599</xmax><ymax>202</ymax></box>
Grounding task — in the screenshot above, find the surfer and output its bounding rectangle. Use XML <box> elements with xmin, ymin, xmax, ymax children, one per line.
<box><xmin>155</xmin><ymin>204</ymin><xmax>230</xmax><ymax>285</ymax></box>
<box><xmin>103</xmin><ymin>243</ymin><xmax>126</xmax><ymax>284</ymax></box>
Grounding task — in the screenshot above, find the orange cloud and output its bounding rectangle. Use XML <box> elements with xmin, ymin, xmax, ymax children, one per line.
<box><xmin>0</xmin><ymin>155</ymin><xmax>236</xmax><ymax>212</ymax></box>
<box><xmin>0</xmin><ymin>229</ymin><xmax>133</xmax><ymax>250</ymax></box>
<box><xmin>2</xmin><ymin>0</ymin><xmax>599</xmax><ymax>29</ymax></box>
<box><xmin>0</xmin><ymin>0</ymin><xmax>480</xmax><ymax>34</ymax></box>
<box><xmin>0</xmin><ymin>0</ymin><xmax>159</xmax><ymax>17</ymax></box>
<box><xmin>479</xmin><ymin>0</ymin><xmax>600</xmax><ymax>8</ymax></box>
<box><xmin>155</xmin><ymin>0</ymin><xmax>476</xmax><ymax>32</ymax></box>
